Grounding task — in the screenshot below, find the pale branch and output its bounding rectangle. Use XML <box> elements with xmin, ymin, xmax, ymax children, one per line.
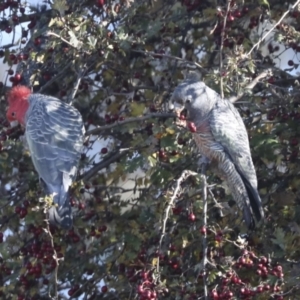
<box><xmin>207</xmin><ymin>187</ymin><xmax>224</xmax><ymax>217</ymax></box>
<box><xmin>200</xmin><ymin>162</ymin><xmax>209</xmax><ymax>300</ymax></box>
<box><xmin>247</xmin><ymin>0</ymin><xmax>300</xmax><ymax>56</ymax></box>
<box><xmin>79</xmin><ymin>149</ymin><xmax>130</xmax><ymax>181</ymax></box>
<box><xmin>45</xmin><ymin>220</ymin><xmax>58</xmax><ymax>300</ymax></box>
<box><xmin>85</xmin><ymin>113</ymin><xmax>176</xmax><ymax>136</ymax></box>
<box><xmin>131</xmin><ymin>49</ymin><xmax>206</xmax><ymax>72</ymax></box>
<box><xmin>47</xmin><ymin>31</ymin><xmax>80</xmax><ymax>49</ymax></box>
<box><xmin>229</xmin><ymin>68</ymin><xmax>273</xmax><ymax>103</ymax></box>
<box><xmin>219</xmin><ymin>0</ymin><xmax>232</xmax><ymax>99</ymax></box>
<box><xmin>158</xmin><ymin>170</ymin><xmax>198</xmax><ymax>273</ymax></box>
<box><xmin>69</xmin><ymin>64</ymin><xmax>87</xmax><ymax>103</ymax></box>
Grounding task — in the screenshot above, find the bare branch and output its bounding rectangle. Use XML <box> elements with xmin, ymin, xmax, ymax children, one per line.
<box><xmin>47</xmin><ymin>31</ymin><xmax>82</xmax><ymax>49</ymax></box>
<box><xmin>85</xmin><ymin>113</ymin><xmax>176</xmax><ymax>136</ymax></box>
<box><xmin>79</xmin><ymin>149</ymin><xmax>130</xmax><ymax>181</ymax></box>
<box><xmin>45</xmin><ymin>220</ymin><xmax>59</xmax><ymax>300</ymax></box>
<box><xmin>229</xmin><ymin>68</ymin><xmax>272</xmax><ymax>103</ymax></box>
<box><xmin>200</xmin><ymin>162</ymin><xmax>208</xmax><ymax>300</ymax></box>
<box><xmin>247</xmin><ymin>0</ymin><xmax>300</xmax><ymax>56</ymax></box>
<box><xmin>132</xmin><ymin>49</ymin><xmax>206</xmax><ymax>72</ymax></box>
<box><xmin>219</xmin><ymin>0</ymin><xmax>232</xmax><ymax>99</ymax></box>
<box><xmin>69</xmin><ymin>64</ymin><xmax>87</xmax><ymax>103</ymax></box>
<box><xmin>158</xmin><ymin>170</ymin><xmax>198</xmax><ymax>273</ymax></box>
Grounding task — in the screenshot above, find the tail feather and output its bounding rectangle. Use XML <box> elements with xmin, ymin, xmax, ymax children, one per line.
<box><xmin>242</xmin><ymin>204</ymin><xmax>255</xmax><ymax>230</ymax></box>
<box><xmin>48</xmin><ymin>191</ymin><xmax>73</xmax><ymax>229</ymax></box>
<box><xmin>40</xmin><ymin>178</ymin><xmax>73</xmax><ymax>229</ymax></box>
<box><xmin>240</xmin><ymin>175</ymin><xmax>264</xmax><ymax>223</ymax></box>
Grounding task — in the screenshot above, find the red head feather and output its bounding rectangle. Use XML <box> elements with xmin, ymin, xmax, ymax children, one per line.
<box><xmin>6</xmin><ymin>86</ymin><xmax>31</xmax><ymax>125</ymax></box>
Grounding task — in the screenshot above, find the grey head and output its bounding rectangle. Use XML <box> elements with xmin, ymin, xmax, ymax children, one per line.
<box><xmin>170</xmin><ymin>80</ymin><xmax>220</xmax><ymax>124</ymax></box>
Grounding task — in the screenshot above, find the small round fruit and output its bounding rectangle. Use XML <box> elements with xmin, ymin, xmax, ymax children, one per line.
<box><xmin>101</xmin><ymin>147</ymin><xmax>108</xmax><ymax>154</ymax></box>
<box><xmin>188</xmin><ymin>122</ymin><xmax>197</xmax><ymax>133</ymax></box>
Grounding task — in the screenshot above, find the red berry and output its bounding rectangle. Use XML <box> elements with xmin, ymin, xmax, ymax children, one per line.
<box><xmin>101</xmin><ymin>285</ymin><xmax>108</xmax><ymax>293</ymax></box>
<box><xmin>187</xmin><ymin>122</ymin><xmax>197</xmax><ymax>133</ymax></box>
<box><xmin>179</xmin><ymin>113</ymin><xmax>186</xmax><ymax>120</ymax></box>
<box><xmin>34</xmin><ymin>38</ymin><xmax>41</xmax><ymax>46</ymax></box>
<box><xmin>188</xmin><ymin>213</ymin><xmax>196</xmax><ymax>221</ymax></box>
<box><xmin>15</xmin><ymin>206</ymin><xmax>21</xmax><ymax>214</ymax></box>
<box><xmin>14</xmin><ymin>73</ymin><xmax>22</xmax><ymax>82</ymax></box>
<box><xmin>98</xmin><ymin>0</ymin><xmax>105</xmax><ymax>6</ymax></box>
<box><xmin>200</xmin><ymin>226</ymin><xmax>206</xmax><ymax>234</ymax></box>
<box><xmin>158</xmin><ymin>150</ymin><xmax>167</xmax><ymax>159</ymax></box>
<box><xmin>259</xmin><ymin>256</ymin><xmax>268</xmax><ymax>264</ymax></box>
<box><xmin>227</xmin><ymin>14</ymin><xmax>234</xmax><ymax>22</ymax></box>
<box><xmin>78</xmin><ymin>203</ymin><xmax>85</xmax><ymax>210</ymax></box>
<box><xmin>9</xmin><ymin>53</ymin><xmax>16</xmax><ymax>61</ymax></box>
<box><xmin>215</xmin><ymin>235</ymin><xmax>222</xmax><ymax>242</ymax></box>
<box><xmin>101</xmin><ymin>147</ymin><xmax>108</xmax><ymax>154</ymax></box>
<box><xmin>19</xmin><ymin>208</ymin><xmax>27</xmax><ymax>218</ymax></box>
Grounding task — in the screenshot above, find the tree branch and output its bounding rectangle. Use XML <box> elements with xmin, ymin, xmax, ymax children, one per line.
<box><xmin>79</xmin><ymin>149</ymin><xmax>130</xmax><ymax>181</ymax></box>
<box><xmin>246</xmin><ymin>0</ymin><xmax>300</xmax><ymax>56</ymax></box>
<box><xmin>158</xmin><ymin>170</ymin><xmax>198</xmax><ymax>273</ymax></box>
<box><xmin>131</xmin><ymin>49</ymin><xmax>206</xmax><ymax>72</ymax></box>
<box><xmin>200</xmin><ymin>162</ymin><xmax>208</xmax><ymax>300</ymax></box>
<box><xmin>229</xmin><ymin>68</ymin><xmax>273</xmax><ymax>103</ymax></box>
<box><xmin>85</xmin><ymin>113</ymin><xmax>176</xmax><ymax>136</ymax></box>
<box><xmin>219</xmin><ymin>0</ymin><xmax>232</xmax><ymax>99</ymax></box>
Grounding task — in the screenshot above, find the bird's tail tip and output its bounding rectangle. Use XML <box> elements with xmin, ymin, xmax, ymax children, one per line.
<box><xmin>48</xmin><ymin>191</ymin><xmax>73</xmax><ymax>229</ymax></box>
<box><xmin>48</xmin><ymin>206</ymin><xmax>73</xmax><ymax>229</ymax></box>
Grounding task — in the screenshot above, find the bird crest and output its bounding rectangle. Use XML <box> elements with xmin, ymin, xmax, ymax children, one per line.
<box><xmin>7</xmin><ymin>85</ymin><xmax>31</xmax><ymax>104</ymax></box>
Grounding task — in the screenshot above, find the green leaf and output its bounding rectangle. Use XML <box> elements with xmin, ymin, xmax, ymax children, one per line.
<box><xmin>130</xmin><ymin>102</ymin><xmax>145</xmax><ymax>117</ymax></box>
<box><xmin>271</xmin><ymin>227</ymin><xmax>286</xmax><ymax>250</ymax></box>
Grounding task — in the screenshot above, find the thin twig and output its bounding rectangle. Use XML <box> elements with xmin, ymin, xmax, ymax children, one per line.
<box><xmin>45</xmin><ymin>220</ymin><xmax>59</xmax><ymax>300</ymax></box>
<box><xmin>247</xmin><ymin>0</ymin><xmax>300</xmax><ymax>56</ymax></box>
<box><xmin>132</xmin><ymin>49</ymin><xmax>206</xmax><ymax>72</ymax></box>
<box><xmin>85</xmin><ymin>113</ymin><xmax>176</xmax><ymax>136</ymax></box>
<box><xmin>47</xmin><ymin>31</ymin><xmax>79</xmax><ymax>49</ymax></box>
<box><xmin>69</xmin><ymin>64</ymin><xmax>87</xmax><ymax>103</ymax></box>
<box><xmin>219</xmin><ymin>0</ymin><xmax>232</xmax><ymax>99</ymax></box>
<box><xmin>159</xmin><ymin>170</ymin><xmax>198</xmax><ymax>247</ymax></box>
<box><xmin>207</xmin><ymin>188</ymin><xmax>224</xmax><ymax>217</ymax></box>
<box><xmin>229</xmin><ymin>68</ymin><xmax>272</xmax><ymax>103</ymax></box>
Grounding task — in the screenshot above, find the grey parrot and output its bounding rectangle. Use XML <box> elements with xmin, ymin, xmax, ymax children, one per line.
<box><xmin>170</xmin><ymin>80</ymin><xmax>264</xmax><ymax>229</ymax></box>
<box><xmin>7</xmin><ymin>85</ymin><xmax>85</xmax><ymax>228</ymax></box>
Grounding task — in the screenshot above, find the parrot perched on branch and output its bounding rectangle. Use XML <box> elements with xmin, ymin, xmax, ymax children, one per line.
<box><xmin>6</xmin><ymin>86</ymin><xmax>85</xmax><ymax>229</ymax></box>
<box><xmin>170</xmin><ymin>80</ymin><xmax>264</xmax><ymax>229</ymax></box>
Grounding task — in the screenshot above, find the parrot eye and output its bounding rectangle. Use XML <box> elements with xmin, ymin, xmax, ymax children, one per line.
<box><xmin>11</xmin><ymin>112</ymin><xmax>16</xmax><ymax>117</ymax></box>
<box><xmin>185</xmin><ymin>99</ymin><xmax>191</xmax><ymax>104</ymax></box>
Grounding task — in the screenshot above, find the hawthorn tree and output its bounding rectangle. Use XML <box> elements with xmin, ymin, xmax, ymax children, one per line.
<box><xmin>0</xmin><ymin>0</ymin><xmax>300</xmax><ymax>299</ymax></box>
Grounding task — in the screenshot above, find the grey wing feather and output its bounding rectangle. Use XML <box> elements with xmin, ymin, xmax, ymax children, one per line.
<box><xmin>25</xmin><ymin>94</ymin><xmax>84</xmax><ymax>228</ymax></box>
<box><xmin>209</xmin><ymin>99</ymin><xmax>264</xmax><ymax>222</ymax></box>
<box><xmin>209</xmin><ymin>99</ymin><xmax>256</xmax><ymax>187</ymax></box>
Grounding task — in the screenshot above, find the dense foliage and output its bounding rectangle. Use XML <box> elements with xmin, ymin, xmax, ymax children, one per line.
<box><xmin>0</xmin><ymin>0</ymin><xmax>300</xmax><ymax>299</ymax></box>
